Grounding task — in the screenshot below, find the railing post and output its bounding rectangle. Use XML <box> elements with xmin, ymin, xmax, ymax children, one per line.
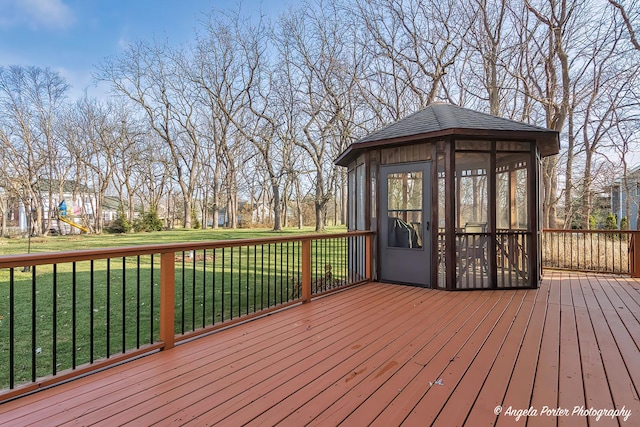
<box><xmin>160</xmin><ymin>252</ymin><xmax>175</xmax><ymax>350</ymax></box>
<box><xmin>365</xmin><ymin>234</ymin><xmax>372</xmax><ymax>280</ymax></box>
<box><xmin>632</xmin><ymin>233</ymin><xmax>640</xmax><ymax>278</ymax></box>
<box><xmin>301</xmin><ymin>239</ymin><xmax>312</xmax><ymax>303</ymax></box>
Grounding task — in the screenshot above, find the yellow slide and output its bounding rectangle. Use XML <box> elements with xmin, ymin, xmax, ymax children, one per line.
<box><xmin>59</xmin><ymin>216</ymin><xmax>90</xmax><ymax>233</ymax></box>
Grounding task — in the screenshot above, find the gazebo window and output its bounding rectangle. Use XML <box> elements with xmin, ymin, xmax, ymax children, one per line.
<box><xmin>456</xmin><ymin>156</ymin><xmax>490</xmax><ymax>229</ymax></box>
<box><xmin>348</xmin><ymin>163</ymin><xmax>367</xmax><ymax>231</ymax></box>
<box><xmin>437</xmin><ymin>154</ymin><xmax>446</xmax><ymax>288</ymax></box>
<box><xmin>495</xmin><ymin>152</ymin><xmax>530</xmax><ymax>287</ymax></box>
<box><xmin>496</xmin><ymin>159</ymin><xmax>527</xmax><ymax>230</ymax></box>
<box><xmin>386</xmin><ymin>171</ymin><xmax>423</xmax><ymax>248</ymax></box>
<box><xmin>455</xmin><ymin>151</ymin><xmax>491</xmax><ymax>289</ymax></box>
<box><xmin>348</xmin><ymin>169</ymin><xmax>356</xmax><ymax>230</ymax></box>
<box><xmin>356</xmin><ymin>164</ymin><xmax>366</xmax><ymax>230</ymax></box>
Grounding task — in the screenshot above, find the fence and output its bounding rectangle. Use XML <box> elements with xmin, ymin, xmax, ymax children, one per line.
<box><xmin>0</xmin><ymin>231</ymin><xmax>373</xmax><ymax>401</ymax></box>
<box><xmin>542</xmin><ymin>229</ymin><xmax>640</xmax><ymax>276</ymax></box>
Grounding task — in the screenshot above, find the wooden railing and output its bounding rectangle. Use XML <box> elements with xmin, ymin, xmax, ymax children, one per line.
<box><xmin>542</xmin><ymin>229</ymin><xmax>640</xmax><ymax>277</ymax></box>
<box><xmin>0</xmin><ymin>231</ymin><xmax>373</xmax><ymax>401</ymax></box>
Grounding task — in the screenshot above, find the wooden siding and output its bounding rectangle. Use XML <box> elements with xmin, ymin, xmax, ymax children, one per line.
<box><xmin>1</xmin><ymin>272</ymin><xmax>639</xmax><ymax>426</ymax></box>
<box><xmin>381</xmin><ymin>143</ymin><xmax>431</xmax><ymax>165</ymax></box>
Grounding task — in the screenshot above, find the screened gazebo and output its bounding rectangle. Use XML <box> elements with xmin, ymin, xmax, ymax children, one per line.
<box><xmin>336</xmin><ymin>103</ymin><xmax>559</xmax><ymax>290</ymax></box>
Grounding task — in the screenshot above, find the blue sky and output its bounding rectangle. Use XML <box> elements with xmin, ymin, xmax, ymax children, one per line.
<box><xmin>0</xmin><ymin>0</ymin><xmax>275</xmax><ymax>98</ymax></box>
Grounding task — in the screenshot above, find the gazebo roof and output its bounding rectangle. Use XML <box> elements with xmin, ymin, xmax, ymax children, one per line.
<box><xmin>335</xmin><ymin>103</ymin><xmax>560</xmax><ymax>166</ymax></box>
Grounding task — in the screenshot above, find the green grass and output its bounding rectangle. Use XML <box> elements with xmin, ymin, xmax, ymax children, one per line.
<box><xmin>0</xmin><ymin>226</ymin><xmax>355</xmax><ymax>391</ymax></box>
<box><xmin>0</xmin><ymin>225</ymin><xmax>347</xmax><ymax>255</ymax></box>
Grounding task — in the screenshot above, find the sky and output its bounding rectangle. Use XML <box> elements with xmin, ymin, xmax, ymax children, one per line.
<box><xmin>0</xmin><ymin>0</ymin><xmax>275</xmax><ymax>99</ymax></box>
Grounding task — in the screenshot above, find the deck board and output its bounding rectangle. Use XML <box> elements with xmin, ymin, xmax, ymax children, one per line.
<box><xmin>249</xmin><ymin>289</ymin><xmax>476</xmax><ymax>426</ymax></box>
<box><xmin>1</xmin><ymin>273</ymin><xmax>639</xmax><ymax>426</ymax></box>
<box><xmin>315</xmin><ymin>291</ymin><xmax>486</xmax><ymax>427</ymax></box>
<box><xmin>429</xmin><ymin>291</ymin><xmax>527</xmax><ymax>426</ymax></box>
<box><xmin>557</xmin><ymin>285</ymin><xmax>586</xmax><ymax>427</ymax></box>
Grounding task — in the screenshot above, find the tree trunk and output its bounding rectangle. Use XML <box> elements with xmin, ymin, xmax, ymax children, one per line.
<box><xmin>184</xmin><ymin>197</ymin><xmax>192</xmax><ymax>229</ymax></box>
<box><xmin>95</xmin><ymin>202</ymin><xmax>104</xmax><ymax>234</ymax></box>
<box><xmin>212</xmin><ymin>203</ymin><xmax>219</xmax><ymax>229</ymax></box>
<box><xmin>582</xmin><ymin>150</ymin><xmax>593</xmax><ymax>229</ymax></box>
<box><xmin>272</xmin><ymin>181</ymin><xmax>282</xmax><ymax>231</ymax></box>
<box><xmin>542</xmin><ymin>156</ymin><xmax>558</xmax><ymax>228</ymax></box>
<box><xmin>315</xmin><ymin>201</ymin><xmax>324</xmax><ymax>232</ymax></box>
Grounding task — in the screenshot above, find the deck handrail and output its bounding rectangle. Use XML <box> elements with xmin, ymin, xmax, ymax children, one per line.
<box><xmin>0</xmin><ymin>231</ymin><xmax>373</xmax><ymax>268</ymax></box>
<box><xmin>542</xmin><ymin>229</ymin><xmax>640</xmax><ymax>277</ymax></box>
<box><xmin>0</xmin><ymin>231</ymin><xmax>374</xmax><ymax>401</ymax></box>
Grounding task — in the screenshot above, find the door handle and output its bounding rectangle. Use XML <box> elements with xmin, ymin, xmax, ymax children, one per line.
<box><xmin>425</xmin><ymin>221</ymin><xmax>430</xmax><ymax>231</ymax></box>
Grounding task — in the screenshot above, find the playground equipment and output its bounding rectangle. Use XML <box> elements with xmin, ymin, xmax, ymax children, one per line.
<box><xmin>58</xmin><ymin>200</ymin><xmax>89</xmax><ymax>234</ymax></box>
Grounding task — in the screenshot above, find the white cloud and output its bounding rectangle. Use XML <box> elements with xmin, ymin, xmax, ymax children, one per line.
<box><xmin>118</xmin><ymin>36</ymin><xmax>129</xmax><ymax>50</ymax></box>
<box><xmin>0</xmin><ymin>0</ymin><xmax>75</xmax><ymax>30</ymax></box>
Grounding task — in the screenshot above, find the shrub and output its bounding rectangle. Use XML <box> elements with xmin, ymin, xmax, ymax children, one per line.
<box><xmin>192</xmin><ymin>209</ymin><xmax>201</xmax><ymax>229</ymax></box>
<box><xmin>133</xmin><ymin>210</ymin><xmax>163</xmax><ymax>232</ymax></box>
<box><xmin>620</xmin><ymin>216</ymin><xmax>629</xmax><ymax>230</ymax></box>
<box><xmin>107</xmin><ymin>204</ymin><xmax>132</xmax><ymax>234</ymax></box>
<box><xmin>604</xmin><ymin>213</ymin><xmax>617</xmax><ymax>230</ymax></box>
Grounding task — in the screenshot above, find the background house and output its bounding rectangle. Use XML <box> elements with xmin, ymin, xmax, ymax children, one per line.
<box><xmin>611</xmin><ymin>165</ymin><xmax>640</xmax><ymax>230</ymax></box>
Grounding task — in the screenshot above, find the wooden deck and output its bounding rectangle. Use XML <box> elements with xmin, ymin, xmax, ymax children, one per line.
<box><xmin>1</xmin><ymin>272</ymin><xmax>639</xmax><ymax>426</ymax></box>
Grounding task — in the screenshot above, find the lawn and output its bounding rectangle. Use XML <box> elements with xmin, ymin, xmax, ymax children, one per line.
<box><xmin>0</xmin><ymin>225</ymin><xmax>347</xmax><ymax>256</ymax></box>
<box><xmin>0</xmin><ymin>226</ymin><xmax>356</xmax><ymax>391</ymax></box>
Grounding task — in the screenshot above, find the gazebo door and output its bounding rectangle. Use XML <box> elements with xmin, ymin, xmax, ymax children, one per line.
<box><xmin>380</xmin><ymin>162</ymin><xmax>432</xmax><ymax>287</ymax></box>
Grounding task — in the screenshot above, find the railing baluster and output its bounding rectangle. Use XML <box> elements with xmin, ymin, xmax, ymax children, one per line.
<box><xmin>181</xmin><ymin>252</ymin><xmax>185</xmax><ymax>335</ymax></box>
<box><xmin>122</xmin><ymin>257</ymin><xmax>126</xmax><ymax>354</ymax></box>
<box><xmin>150</xmin><ymin>254</ymin><xmax>155</xmax><ymax>344</ymax></box>
<box><xmin>286</xmin><ymin>242</ymin><xmax>290</xmax><ymax>301</ymax></box>
<box><xmin>212</xmin><ymin>248</ymin><xmax>216</xmax><ymax>325</ymax></box>
<box><xmin>31</xmin><ymin>266</ymin><xmax>37</xmax><ymax>382</ymax></box>
<box><xmin>136</xmin><ymin>256</ymin><xmax>141</xmax><ymax>349</ymax></box>
<box><xmin>192</xmin><ymin>250</ymin><xmax>197</xmax><ymax>332</ymax></box>
<box><xmin>230</xmin><ymin>246</ymin><xmax>234</xmax><ymax>320</ymax></box>
<box><xmin>279</xmin><ymin>242</ymin><xmax>284</xmax><ymax>303</ymax></box>
<box><xmin>202</xmin><ymin>249</ymin><xmax>207</xmax><ymax>329</ymax></box>
<box><xmin>314</xmin><ymin>239</ymin><xmax>318</xmax><ymax>291</ymax></box>
<box><xmin>268</xmin><ymin>244</ymin><xmax>271</xmax><ymax>307</ymax></box>
<box><xmin>246</xmin><ymin>245</ymin><xmax>250</xmax><ymax>315</ymax></box>
<box><xmin>617</xmin><ymin>234</ymin><xmax>622</xmax><ymax>273</ymax></box>
<box><xmin>0</xmin><ymin>231</ymin><xmax>374</xmax><ymax>396</ymax></box>
<box><xmin>9</xmin><ymin>268</ymin><xmax>15</xmax><ymax>389</ymax></box>
<box><xmin>253</xmin><ymin>245</ymin><xmax>257</xmax><ymax>308</ymax></box>
<box><xmin>53</xmin><ymin>264</ymin><xmax>57</xmax><ymax>375</ymax></box>
<box><xmin>106</xmin><ymin>259</ymin><xmax>111</xmax><ymax>358</ymax></box>
<box><xmin>260</xmin><ymin>244</ymin><xmax>264</xmax><ymax>310</ymax></box>
<box><xmin>222</xmin><ymin>247</ymin><xmax>225</xmax><ymax>321</ymax></box>
<box><xmin>72</xmin><ymin>262</ymin><xmax>77</xmax><ymax>369</ymax></box>
<box><xmin>238</xmin><ymin>246</ymin><xmax>242</xmax><ymax>318</ymax></box>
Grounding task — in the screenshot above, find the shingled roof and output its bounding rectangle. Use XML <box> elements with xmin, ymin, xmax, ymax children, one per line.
<box><xmin>335</xmin><ymin>103</ymin><xmax>559</xmax><ymax>166</ymax></box>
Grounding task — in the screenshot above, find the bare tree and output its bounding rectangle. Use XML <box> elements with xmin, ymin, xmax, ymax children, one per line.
<box><xmin>355</xmin><ymin>0</ymin><xmax>465</xmax><ymax>116</ymax></box>
<box><xmin>276</xmin><ymin>1</ymin><xmax>366</xmax><ymax>230</ymax></box>
<box><xmin>459</xmin><ymin>0</ymin><xmax>514</xmax><ymax>115</ymax></box>
<box><xmin>0</xmin><ymin>65</ymin><xmax>68</xmax><ymax>236</ymax></box>
<box><xmin>62</xmin><ymin>96</ymin><xmax>128</xmax><ymax>233</ymax></box>
<box><xmin>97</xmin><ymin>40</ymin><xmax>202</xmax><ymax>228</ymax></box>
<box><xmin>608</xmin><ymin>0</ymin><xmax>640</xmax><ymax>50</ymax></box>
<box><xmin>192</xmin><ymin>11</ymin><xmax>251</xmax><ymax>229</ymax></box>
<box><xmin>517</xmin><ymin>0</ymin><xmax>575</xmax><ymax>227</ymax></box>
<box><xmin>108</xmin><ymin>110</ymin><xmax>146</xmax><ymax>225</ymax></box>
